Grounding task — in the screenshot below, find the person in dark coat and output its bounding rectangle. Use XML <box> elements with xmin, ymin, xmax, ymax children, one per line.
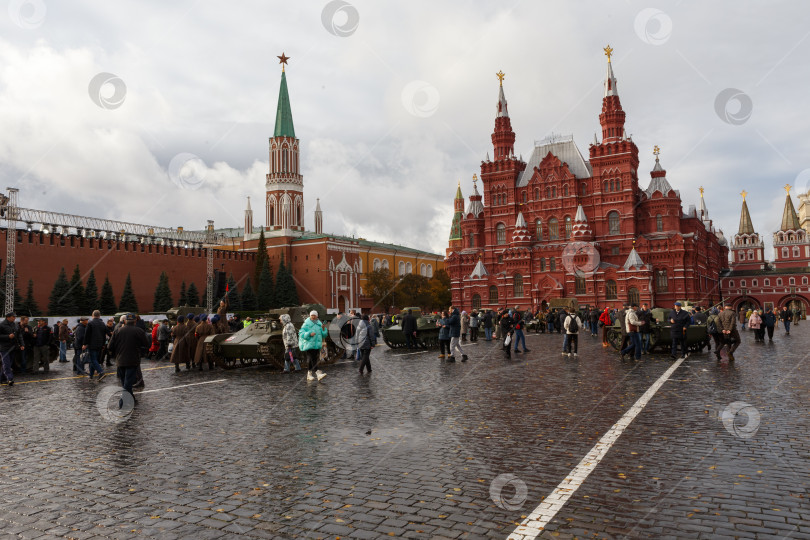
<box><xmin>482</xmin><ymin>310</ymin><xmax>494</xmax><ymax>341</ymax></box>
<box><xmin>108</xmin><ymin>313</ymin><xmax>149</xmax><ymax>404</ymax></box>
<box><xmin>669</xmin><ymin>302</ymin><xmax>691</xmax><ymax>359</ymax></box>
<box><xmin>762</xmin><ymin>308</ymin><xmax>777</xmax><ymax>342</ymax></box>
<box><xmin>0</xmin><ymin>312</ymin><xmax>24</xmax><ymax>386</ymax></box>
<box><xmin>779</xmin><ymin>306</ymin><xmax>792</xmax><ymax>335</ymax></box>
<box><xmin>357</xmin><ymin>315</ymin><xmax>373</xmax><ymax>375</ymax></box>
<box><xmin>31</xmin><ymin>318</ymin><xmax>52</xmax><ymax>373</ymax></box>
<box><xmin>401</xmin><ymin>310</ymin><xmax>417</xmax><ymax>349</ymax></box>
<box><xmin>170</xmin><ymin>315</ymin><xmax>190</xmax><ymax>372</ymax></box>
<box><xmin>500</xmin><ymin>312</ymin><xmax>514</xmax><ymax>359</ymax></box>
<box><xmin>82</xmin><ymin>311</ymin><xmax>107</xmax><ymax>379</ymax></box>
<box><xmin>447</xmin><ymin>307</ymin><xmax>467</xmax><ymax>362</ymax></box>
<box><xmin>617</xmin><ymin>304</ymin><xmax>629</xmax><ymax>352</ymax></box>
<box><xmin>73</xmin><ymin>317</ymin><xmax>89</xmax><ymax>375</ymax></box>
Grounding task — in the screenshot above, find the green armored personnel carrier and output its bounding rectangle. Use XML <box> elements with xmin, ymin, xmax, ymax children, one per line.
<box><xmin>606</xmin><ymin>303</ymin><xmax>710</xmax><ymax>353</ymax></box>
<box><xmin>203</xmin><ymin>303</ymin><xmax>344</xmax><ymax>369</ymax></box>
<box><xmin>166</xmin><ymin>305</ymin><xmax>206</xmax><ymax>325</ymax></box>
<box><xmin>381</xmin><ymin>307</ymin><xmax>441</xmax><ymax>348</ymax></box>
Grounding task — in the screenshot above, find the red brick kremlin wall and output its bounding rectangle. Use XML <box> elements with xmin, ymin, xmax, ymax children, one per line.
<box><xmin>1</xmin><ymin>230</ymin><xmax>256</xmax><ymax>315</ymax></box>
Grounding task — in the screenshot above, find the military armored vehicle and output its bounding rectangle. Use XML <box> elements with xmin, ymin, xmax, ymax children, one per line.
<box><xmin>203</xmin><ymin>303</ymin><xmax>344</xmax><ymax>369</ymax></box>
<box><xmin>381</xmin><ymin>307</ymin><xmax>441</xmax><ymax>348</ymax></box>
<box><xmin>166</xmin><ymin>305</ymin><xmax>206</xmax><ymax>325</ymax></box>
<box><xmin>606</xmin><ymin>304</ymin><xmax>710</xmax><ymax>353</ymax></box>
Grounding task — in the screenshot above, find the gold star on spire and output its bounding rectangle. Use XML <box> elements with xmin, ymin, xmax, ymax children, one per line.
<box><xmin>785</xmin><ymin>184</ymin><xmax>792</xmax><ymax>195</ymax></box>
<box><xmin>699</xmin><ymin>186</ymin><xmax>704</xmax><ymax>197</ymax></box>
<box><xmin>277</xmin><ymin>52</ymin><xmax>290</xmax><ymax>72</ymax></box>
<box><xmin>604</xmin><ymin>45</ymin><xmax>614</xmax><ymax>63</ymax></box>
<box><xmin>653</xmin><ymin>145</ymin><xmax>660</xmax><ymax>157</ymax></box>
<box><xmin>472</xmin><ymin>173</ymin><xmax>478</xmax><ymax>187</ymax></box>
<box><xmin>496</xmin><ymin>70</ymin><xmax>505</xmax><ymax>86</ymax></box>
<box><xmin>741</xmin><ymin>190</ymin><xmax>748</xmax><ymax>200</ymax></box>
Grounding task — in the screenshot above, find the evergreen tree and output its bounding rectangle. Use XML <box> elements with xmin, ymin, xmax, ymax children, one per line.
<box><xmin>118</xmin><ymin>273</ymin><xmax>139</xmax><ymax>312</ymax></box>
<box><xmin>68</xmin><ymin>264</ymin><xmax>86</xmax><ymax>314</ymax></box>
<box><xmin>84</xmin><ymin>270</ymin><xmax>99</xmax><ymax>312</ymax></box>
<box><xmin>254</xmin><ymin>228</ymin><xmax>268</xmax><ymax>292</ymax></box>
<box><xmin>99</xmin><ymin>275</ymin><xmax>117</xmax><ymax>314</ymax></box>
<box><xmin>19</xmin><ymin>279</ymin><xmax>39</xmax><ymax>316</ymax></box>
<box><xmin>186</xmin><ymin>282</ymin><xmax>200</xmax><ymax>306</ymax></box>
<box><xmin>274</xmin><ymin>252</ymin><xmax>300</xmax><ymax>306</ymax></box>
<box><xmin>179</xmin><ymin>280</ymin><xmax>187</xmax><ymax>305</ymax></box>
<box><xmin>240</xmin><ymin>279</ymin><xmax>257</xmax><ymax>311</ymax></box>
<box><xmin>0</xmin><ymin>270</ymin><xmax>24</xmax><ymax>312</ymax></box>
<box><xmin>48</xmin><ymin>267</ymin><xmax>76</xmax><ymax>315</ymax></box>
<box><xmin>256</xmin><ymin>259</ymin><xmax>275</xmax><ymax>310</ymax></box>
<box><xmin>152</xmin><ymin>272</ymin><xmax>174</xmax><ymax>312</ymax></box>
<box><xmin>226</xmin><ymin>273</ymin><xmax>241</xmax><ymax>310</ymax></box>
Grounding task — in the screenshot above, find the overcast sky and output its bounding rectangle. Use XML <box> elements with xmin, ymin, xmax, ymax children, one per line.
<box><xmin>1</xmin><ymin>1</ymin><xmax>808</xmax><ymax>257</ymax></box>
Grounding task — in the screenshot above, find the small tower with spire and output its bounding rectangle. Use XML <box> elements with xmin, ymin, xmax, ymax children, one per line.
<box><xmin>447</xmin><ymin>182</ymin><xmax>465</xmax><ymax>253</ymax></box>
<box><xmin>266</xmin><ymin>52</ymin><xmax>304</xmax><ymax>233</ymax></box>
<box><xmin>314</xmin><ymin>198</ymin><xmax>323</xmax><ymax>234</ymax></box>
<box><xmin>244</xmin><ymin>196</ymin><xmax>253</xmax><ymax>240</ymax></box>
<box><xmin>639</xmin><ymin>146</ymin><xmax>682</xmax><ymax>234</ymax></box>
<box><xmin>772</xmin><ymin>185</ymin><xmax>810</xmax><ymax>269</ymax></box>
<box><xmin>460</xmin><ymin>174</ymin><xmax>485</xmax><ymax>250</ymax></box>
<box><xmin>729</xmin><ymin>190</ymin><xmax>765</xmax><ymax>270</ymax></box>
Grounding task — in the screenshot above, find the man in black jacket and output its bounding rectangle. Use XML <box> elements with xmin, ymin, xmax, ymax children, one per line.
<box><xmin>0</xmin><ymin>312</ymin><xmax>24</xmax><ymax>386</ymax></box>
<box><xmin>73</xmin><ymin>317</ymin><xmax>89</xmax><ymax>375</ymax></box>
<box><xmin>108</xmin><ymin>313</ymin><xmax>149</xmax><ymax>403</ymax></box>
<box><xmin>32</xmin><ymin>318</ymin><xmax>52</xmax><ymax>373</ymax></box>
<box><xmin>82</xmin><ymin>310</ymin><xmax>107</xmax><ymax>379</ymax></box>
<box><xmin>669</xmin><ymin>302</ymin><xmax>692</xmax><ymax>359</ymax></box>
<box><xmin>401</xmin><ymin>310</ymin><xmax>417</xmax><ymax>349</ymax></box>
<box><xmin>17</xmin><ymin>315</ymin><xmax>33</xmax><ymax>373</ymax></box>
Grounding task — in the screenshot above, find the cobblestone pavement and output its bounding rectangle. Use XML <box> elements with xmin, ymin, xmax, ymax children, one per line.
<box><xmin>1</xmin><ymin>326</ymin><xmax>809</xmax><ymax>539</ymax></box>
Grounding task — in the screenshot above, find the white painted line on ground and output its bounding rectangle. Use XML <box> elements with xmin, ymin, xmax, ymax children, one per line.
<box><xmin>135</xmin><ymin>379</ymin><xmax>227</xmax><ymax>394</ymax></box>
<box><xmin>508</xmin><ymin>356</ymin><xmax>687</xmax><ymax>540</ymax></box>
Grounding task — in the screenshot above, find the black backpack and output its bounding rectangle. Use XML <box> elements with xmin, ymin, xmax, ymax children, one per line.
<box><xmin>567</xmin><ymin>315</ymin><xmax>578</xmax><ymax>333</ymax></box>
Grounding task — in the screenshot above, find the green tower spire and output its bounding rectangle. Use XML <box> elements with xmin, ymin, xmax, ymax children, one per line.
<box><xmin>274</xmin><ymin>57</ymin><xmax>296</xmax><ymax>138</ymax></box>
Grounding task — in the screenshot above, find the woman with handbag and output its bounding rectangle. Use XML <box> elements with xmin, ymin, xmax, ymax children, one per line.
<box><xmin>500</xmin><ymin>312</ymin><xmax>514</xmax><ymax>359</ymax></box>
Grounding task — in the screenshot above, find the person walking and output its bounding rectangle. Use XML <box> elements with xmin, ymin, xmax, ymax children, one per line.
<box><xmin>73</xmin><ymin>317</ymin><xmax>89</xmax><ymax>375</ymax></box>
<box><xmin>82</xmin><ymin>310</ymin><xmax>107</xmax><ymax>380</ymax></box>
<box><xmin>617</xmin><ymin>304</ymin><xmax>629</xmax><ymax>352</ymax></box>
<box><xmin>563</xmin><ymin>308</ymin><xmax>582</xmax><ymax>358</ymax></box>
<box><xmin>748</xmin><ymin>309</ymin><xmax>763</xmax><ymax>342</ymax></box>
<box><xmin>779</xmin><ymin>306</ymin><xmax>792</xmax><ymax>335</ymax></box>
<box><xmin>669</xmin><ymin>302</ymin><xmax>691</xmax><ymax>360</ymax></box>
<box><xmin>717</xmin><ymin>304</ymin><xmax>741</xmax><ymax>362</ymax></box>
<box><xmin>31</xmin><ymin>318</ymin><xmax>52</xmax><ymax>373</ymax></box>
<box><xmin>707</xmin><ymin>308</ymin><xmax>724</xmax><ymax>360</ymax></box>
<box><xmin>280</xmin><ymin>313</ymin><xmax>302</xmax><ymax>373</ymax></box>
<box><xmin>620</xmin><ymin>303</ymin><xmax>644</xmax><ymax>361</ymax></box>
<box><xmin>469</xmin><ymin>311</ymin><xmax>479</xmax><ymax>342</ymax></box>
<box><xmin>157</xmin><ymin>320</ymin><xmax>171</xmax><ymax>361</ymax></box>
<box><xmin>599</xmin><ymin>307</ymin><xmax>612</xmax><ymax>347</ymax></box>
<box><xmin>0</xmin><ymin>312</ymin><xmax>24</xmax><ymax>386</ymax></box>
<box><xmin>447</xmin><ymin>307</ymin><xmax>468</xmax><ymax>362</ymax></box>
<box><xmin>357</xmin><ymin>315</ymin><xmax>373</xmax><ymax>375</ymax></box>
<box><xmin>437</xmin><ymin>311</ymin><xmax>450</xmax><ymax>359</ymax></box>
<box><xmin>299</xmin><ymin>310</ymin><xmax>328</xmax><ymax>381</ymax></box>
<box><xmin>482</xmin><ymin>310</ymin><xmax>493</xmax><ymax>341</ymax></box>
<box><xmin>588</xmin><ymin>308</ymin><xmax>599</xmax><ymax>337</ymax></box>
<box><xmin>512</xmin><ymin>311</ymin><xmax>529</xmax><ymax>354</ymax></box>
<box><xmin>500</xmin><ymin>311</ymin><xmax>514</xmax><ymax>359</ymax></box>
<box><xmin>637</xmin><ymin>303</ymin><xmax>654</xmax><ymax>354</ymax></box>
<box><xmin>107</xmin><ymin>313</ymin><xmax>149</xmax><ymax>405</ymax></box>
<box><xmin>762</xmin><ymin>307</ymin><xmax>776</xmax><ymax>342</ymax></box>
<box><xmin>193</xmin><ymin>315</ymin><xmax>214</xmax><ymax>370</ymax></box>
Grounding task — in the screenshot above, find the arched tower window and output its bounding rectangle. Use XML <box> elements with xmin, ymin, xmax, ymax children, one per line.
<box><xmin>488</xmin><ymin>285</ymin><xmax>498</xmax><ymax>303</ymax></box>
<box><xmin>549</xmin><ymin>218</ymin><xmax>559</xmax><ymax>240</ymax></box>
<box><xmin>606</xmin><ymin>280</ymin><xmax>617</xmax><ymax>300</ymax></box>
<box><xmin>496</xmin><ymin>223</ymin><xmax>506</xmax><ymax>245</ymax></box>
<box><xmin>656</xmin><ymin>214</ymin><xmax>663</xmax><ymax>232</ymax></box>
<box><xmin>472</xmin><ymin>294</ymin><xmax>481</xmax><ymax>310</ymax></box>
<box><xmin>513</xmin><ymin>273</ymin><xmax>524</xmax><ymax>297</ymax></box>
<box><xmin>608</xmin><ymin>211</ymin><xmax>620</xmax><ymax>235</ymax></box>
<box><xmin>564</xmin><ymin>216</ymin><xmax>572</xmax><ymax>239</ymax></box>
<box><xmin>535</xmin><ymin>219</ymin><xmax>543</xmax><ymax>240</ymax></box>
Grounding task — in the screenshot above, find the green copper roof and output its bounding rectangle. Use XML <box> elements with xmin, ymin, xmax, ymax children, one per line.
<box><xmin>455</xmin><ymin>184</ymin><xmax>463</xmax><ymax>199</ymax></box>
<box><xmin>274</xmin><ymin>70</ymin><xmax>296</xmax><ymax>138</ymax></box>
<box><xmin>780</xmin><ymin>193</ymin><xmax>800</xmax><ymax>231</ymax></box>
<box><xmin>738</xmin><ymin>199</ymin><xmax>755</xmax><ymax>235</ymax></box>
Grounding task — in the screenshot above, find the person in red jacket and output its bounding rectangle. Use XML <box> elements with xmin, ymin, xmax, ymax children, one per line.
<box><xmin>599</xmin><ymin>307</ymin><xmax>612</xmax><ymax>347</ymax></box>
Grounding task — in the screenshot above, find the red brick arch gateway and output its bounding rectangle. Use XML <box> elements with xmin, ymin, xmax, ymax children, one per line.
<box><xmin>728</xmin><ymin>295</ymin><xmax>810</xmax><ymax>312</ymax></box>
<box><xmin>728</xmin><ymin>296</ymin><xmax>762</xmax><ymax>311</ymax></box>
<box><xmin>775</xmin><ymin>294</ymin><xmax>810</xmax><ymax>312</ymax></box>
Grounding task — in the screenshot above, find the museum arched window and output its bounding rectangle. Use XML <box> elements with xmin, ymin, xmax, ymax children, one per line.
<box><xmin>656</xmin><ymin>214</ymin><xmax>663</xmax><ymax>232</ymax></box>
<box><xmin>606</xmin><ymin>280</ymin><xmax>617</xmax><ymax>300</ymax></box>
<box><xmin>628</xmin><ymin>287</ymin><xmax>640</xmax><ymax>306</ymax></box>
<box><xmin>608</xmin><ymin>211</ymin><xmax>620</xmax><ymax>235</ymax></box>
<box><xmin>535</xmin><ymin>188</ymin><xmax>540</xmax><ymax>200</ymax></box>
<box><xmin>472</xmin><ymin>294</ymin><xmax>481</xmax><ymax>310</ymax></box>
<box><xmin>540</xmin><ymin>257</ymin><xmax>546</xmax><ymax>272</ymax></box>
<box><xmin>523</xmin><ymin>191</ymin><xmax>527</xmax><ymax>203</ymax></box>
<box><xmin>549</xmin><ymin>218</ymin><xmax>559</xmax><ymax>240</ymax></box>
<box><xmin>563</xmin><ymin>185</ymin><xmax>569</xmax><ymax>197</ymax></box>
<box><xmin>564</xmin><ymin>216</ymin><xmax>572</xmax><ymax>239</ymax></box>
<box><xmin>552</xmin><ymin>186</ymin><xmax>557</xmax><ymax>198</ymax></box>
<box><xmin>496</xmin><ymin>222</ymin><xmax>506</xmax><ymax>245</ymax></box>
<box><xmin>469</xmin><ymin>232</ymin><xmax>475</xmax><ymax>248</ymax></box>
<box><xmin>514</xmin><ymin>273</ymin><xmax>524</xmax><ymax>297</ymax></box>
<box><xmin>535</xmin><ymin>219</ymin><xmax>543</xmax><ymax>240</ymax></box>
<box><xmin>489</xmin><ymin>285</ymin><xmax>498</xmax><ymax>303</ymax></box>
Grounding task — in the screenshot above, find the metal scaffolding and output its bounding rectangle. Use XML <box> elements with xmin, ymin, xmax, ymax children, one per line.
<box><xmin>3</xmin><ymin>188</ymin><xmax>19</xmax><ymax>314</ymax></box>
<box><xmin>206</xmin><ymin>220</ymin><xmax>214</xmax><ymax>313</ymax></box>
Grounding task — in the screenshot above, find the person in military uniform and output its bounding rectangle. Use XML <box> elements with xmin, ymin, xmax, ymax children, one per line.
<box><xmin>178</xmin><ymin>315</ymin><xmax>200</xmax><ymax>370</ymax></box>
<box><xmin>193</xmin><ymin>315</ymin><xmax>214</xmax><ymax>370</ymax></box>
<box><xmin>170</xmin><ymin>315</ymin><xmax>190</xmax><ymax>372</ymax></box>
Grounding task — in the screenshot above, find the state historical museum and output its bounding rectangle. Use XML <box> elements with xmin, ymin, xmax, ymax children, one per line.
<box><xmin>445</xmin><ymin>48</ymin><xmax>728</xmax><ymax>311</ymax></box>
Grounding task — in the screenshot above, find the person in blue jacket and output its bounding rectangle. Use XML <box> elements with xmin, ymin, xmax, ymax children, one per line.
<box><xmin>299</xmin><ymin>310</ymin><xmax>329</xmax><ymax>382</ymax></box>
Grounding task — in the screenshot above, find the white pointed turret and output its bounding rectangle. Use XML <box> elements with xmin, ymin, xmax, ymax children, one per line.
<box><xmin>622</xmin><ymin>246</ymin><xmax>645</xmax><ymax>270</ymax></box>
<box><xmin>469</xmin><ymin>259</ymin><xmax>488</xmax><ymax>279</ymax></box>
<box><xmin>496</xmin><ymin>82</ymin><xmax>509</xmax><ymax>118</ymax></box>
<box><xmin>572</xmin><ymin>204</ymin><xmax>593</xmax><ymax>239</ymax></box>
<box><xmin>244</xmin><ymin>196</ymin><xmax>253</xmax><ymax>240</ymax></box>
<box><xmin>604</xmin><ymin>51</ymin><xmax>618</xmax><ymax>97</ymax></box>
<box><xmin>314</xmin><ymin>197</ymin><xmax>323</xmax><ymax>234</ymax></box>
<box><xmin>512</xmin><ymin>211</ymin><xmax>531</xmax><ymax>244</ymax></box>
<box><xmin>465</xmin><ymin>177</ymin><xmax>484</xmax><ymax>218</ymax></box>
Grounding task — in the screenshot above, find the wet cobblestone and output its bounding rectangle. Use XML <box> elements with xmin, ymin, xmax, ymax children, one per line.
<box><xmin>1</xmin><ymin>327</ymin><xmax>808</xmax><ymax>538</ymax></box>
